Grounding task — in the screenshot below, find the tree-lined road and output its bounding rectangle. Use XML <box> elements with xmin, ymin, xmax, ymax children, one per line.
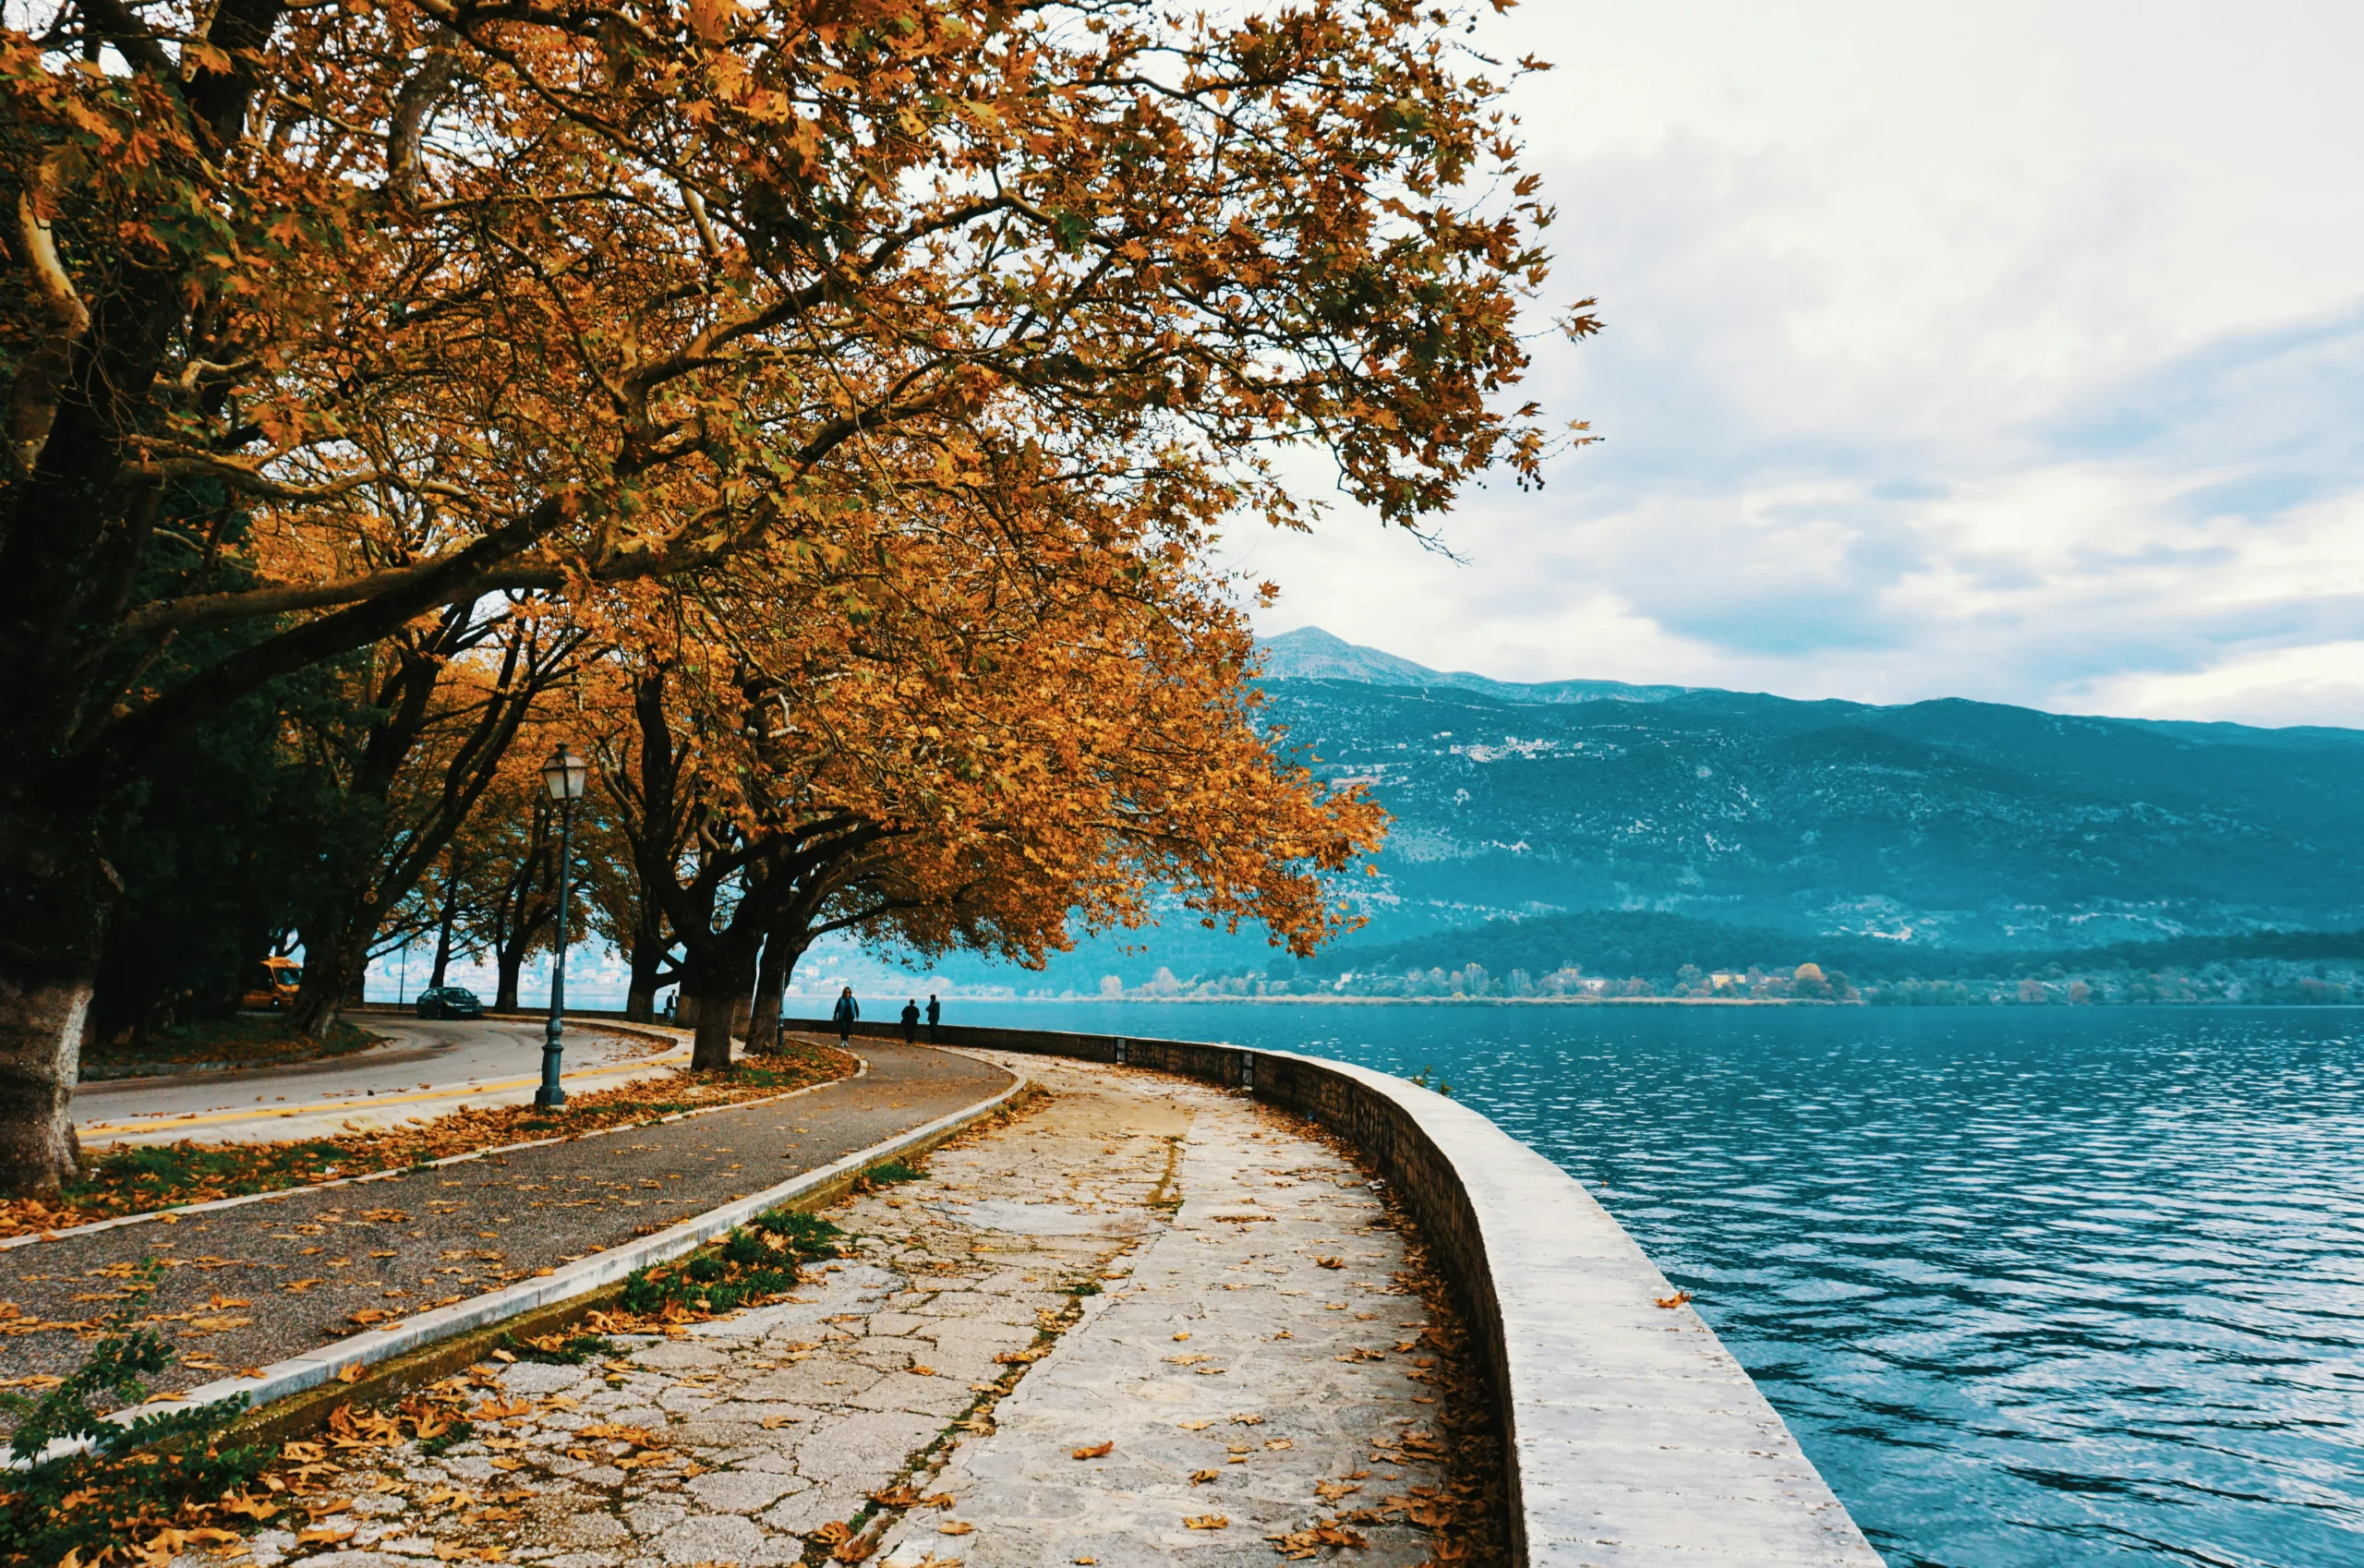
<box><xmin>72</xmin><ymin>1019</ymin><xmax>684</xmax><ymax>1149</ymax></box>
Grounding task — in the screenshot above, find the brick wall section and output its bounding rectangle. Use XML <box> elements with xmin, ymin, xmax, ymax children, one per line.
<box><xmin>791</xmin><ymin>1019</ymin><xmax>1884</xmax><ymax>1566</ymax></box>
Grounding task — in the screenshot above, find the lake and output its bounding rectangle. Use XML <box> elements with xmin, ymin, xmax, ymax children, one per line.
<box><xmin>934</xmin><ymin>999</ymin><xmax>2364</xmax><ymax>1568</ymax></box>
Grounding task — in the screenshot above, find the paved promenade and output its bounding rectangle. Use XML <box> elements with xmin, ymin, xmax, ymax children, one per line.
<box><xmin>1</xmin><ymin>1043</ymin><xmax>1008</xmax><ymax>1394</ymax></box>
<box><xmin>187</xmin><ymin>1052</ymin><xmax>1465</xmax><ymax>1568</ymax></box>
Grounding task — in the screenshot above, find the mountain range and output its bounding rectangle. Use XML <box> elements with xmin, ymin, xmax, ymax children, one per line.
<box><xmin>855</xmin><ymin>627</ymin><xmax>2364</xmax><ymax>993</ymax></box>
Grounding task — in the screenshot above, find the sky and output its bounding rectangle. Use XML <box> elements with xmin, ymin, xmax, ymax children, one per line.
<box><xmin>1234</xmin><ymin>0</ymin><xmax>2364</xmax><ymax>728</ymax></box>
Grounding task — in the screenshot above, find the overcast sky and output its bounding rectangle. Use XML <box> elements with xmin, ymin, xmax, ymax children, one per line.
<box><xmin>1235</xmin><ymin>1</ymin><xmax>2364</xmax><ymax>727</ymax></box>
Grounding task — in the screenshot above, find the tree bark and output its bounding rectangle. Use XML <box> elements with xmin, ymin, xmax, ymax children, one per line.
<box><xmin>0</xmin><ymin>812</ymin><xmax>113</xmax><ymax>1191</ymax></box>
<box><xmin>288</xmin><ymin>926</ymin><xmax>364</xmax><ymax>1038</ymax></box>
<box><xmin>494</xmin><ymin>945</ymin><xmax>527</xmax><ymax>1013</ymax></box>
<box><xmin>744</xmin><ymin>933</ymin><xmax>797</xmax><ymax>1055</ymax></box>
<box><xmin>683</xmin><ymin>935</ymin><xmax>759</xmax><ymax>1070</ymax></box>
<box><xmin>622</xmin><ymin>927</ymin><xmax>677</xmax><ymax>1023</ymax></box>
<box><xmin>429</xmin><ymin>867</ymin><xmax>459</xmax><ymax>989</ymax></box>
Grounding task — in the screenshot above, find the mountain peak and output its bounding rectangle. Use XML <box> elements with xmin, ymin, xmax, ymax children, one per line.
<box><xmin>1254</xmin><ymin>626</ymin><xmax>1691</xmax><ymax>706</ymax></box>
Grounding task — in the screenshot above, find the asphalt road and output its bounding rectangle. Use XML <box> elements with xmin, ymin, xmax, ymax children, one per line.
<box><xmin>1</xmin><ymin>1040</ymin><xmax>1013</xmax><ymax>1401</ymax></box>
<box><xmin>73</xmin><ymin>1019</ymin><xmax>681</xmax><ymax>1148</ymax></box>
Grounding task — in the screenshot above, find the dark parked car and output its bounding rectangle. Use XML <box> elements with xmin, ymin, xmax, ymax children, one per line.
<box><xmin>416</xmin><ymin>986</ymin><xmax>485</xmax><ymax>1019</ymax></box>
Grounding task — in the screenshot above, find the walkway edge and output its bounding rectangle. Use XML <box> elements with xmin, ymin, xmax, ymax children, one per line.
<box><xmin>36</xmin><ymin>1059</ymin><xmax>1028</xmax><ymax>1462</ymax></box>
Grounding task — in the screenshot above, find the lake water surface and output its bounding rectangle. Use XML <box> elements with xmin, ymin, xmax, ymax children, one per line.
<box><xmin>941</xmin><ymin>1000</ymin><xmax>2364</xmax><ymax>1568</ymax></box>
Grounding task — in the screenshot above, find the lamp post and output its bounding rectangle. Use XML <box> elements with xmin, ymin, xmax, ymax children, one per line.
<box><xmin>536</xmin><ymin>743</ymin><xmax>591</xmax><ymax>1110</ymax></box>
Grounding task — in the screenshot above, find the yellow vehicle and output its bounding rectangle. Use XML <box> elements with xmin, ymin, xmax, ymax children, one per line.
<box><xmin>242</xmin><ymin>956</ymin><xmax>303</xmax><ymax>1010</ymax></box>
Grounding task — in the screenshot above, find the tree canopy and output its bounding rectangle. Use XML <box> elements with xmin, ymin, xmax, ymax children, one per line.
<box><xmin>0</xmin><ymin>0</ymin><xmax>1576</xmax><ymax>1189</ymax></box>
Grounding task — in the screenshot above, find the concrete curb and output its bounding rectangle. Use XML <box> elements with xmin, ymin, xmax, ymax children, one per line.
<box><xmin>33</xmin><ymin>1059</ymin><xmax>1030</xmax><ymax>1464</ymax></box>
<box><xmin>5</xmin><ymin>1043</ymin><xmax>850</xmax><ymax>1252</ymax></box>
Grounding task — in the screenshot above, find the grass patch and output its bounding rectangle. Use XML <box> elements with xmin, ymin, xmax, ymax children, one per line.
<box><xmin>0</xmin><ymin>1263</ymin><xmax>271</xmax><ymax>1567</ymax></box>
<box><xmin>617</xmin><ymin>1208</ymin><xmax>844</xmax><ymax>1320</ymax></box>
<box><xmin>856</xmin><ymin>1157</ymin><xmax>926</xmax><ymax>1190</ymax></box>
<box><xmin>499</xmin><ymin>1330</ymin><xmax>615</xmax><ymax>1365</ymax></box>
<box><xmin>72</xmin><ymin>1138</ymin><xmax>356</xmax><ymax>1206</ymax></box>
<box><xmin>80</xmin><ymin>1014</ymin><xmax>384</xmax><ymax>1073</ymax></box>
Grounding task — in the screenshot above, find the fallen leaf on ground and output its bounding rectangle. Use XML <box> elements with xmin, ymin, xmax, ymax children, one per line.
<box><xmin>1183</xmin><ymin>1514</ymin><xmax>1228</xmax><ymax>1530</ymax></box>
<box><xmin>1656</xmin><ymin>1290</ymin><xmax>1694</xmax><ymax>1309</ymax></box>
<box><xmin>1071</xmin><ymin>1440</ymin><xmax>1114</xmax><ymax>1460</ymax></box>
<box><xmin>336</xmin><ymin>1363</ymin><xmax>365</xmax><ymax>1383</ymax></box>
<box><xmin>1189</xmin><ymin>1469</ymin><xmax>1219</xmax><ymax>1484</ymax></box>
<box><xmin>937</xmin><ymin>1522</ymin><xmax>974</xmax><ymax>1537</ymax></box>
<box><xmin>1315</xmin><ymin>1257</ymin><xmax>1345</xmax><ymax>1270</ymax></box>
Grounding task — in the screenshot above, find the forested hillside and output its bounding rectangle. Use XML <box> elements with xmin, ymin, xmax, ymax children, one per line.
<box><xmin>1259</xmin><ymin>628</ymin><xmax>2364</xmax><ymax>952</ymax></box>
<box><xmin>900</xmin><ymin>629</ymin><xmax>2364</xmax><ymax>995</ymax></box>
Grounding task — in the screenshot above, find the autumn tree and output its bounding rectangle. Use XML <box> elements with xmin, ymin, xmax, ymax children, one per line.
<box><xmin>265</xmin><ymin>606</ymin><xmax>586</xmax><ymax>1032</ymax></box>
<box><xmin>0</xmin><ymin>0</ymin><xmax>1579</xmax><ymax>1188</ymax></box>
<box><xmin>572</xmin><ymin>773</ymin><xmax>679</xmax><ymax>1022</ymax></box>
<box><xmin>596</xmin><ymin>443</ymin><xmax>1390</xmax><ymax>1070</ymax></box>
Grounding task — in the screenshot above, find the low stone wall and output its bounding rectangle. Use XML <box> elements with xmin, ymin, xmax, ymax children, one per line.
<box><xmin>795</xmin><ymin>1017</ymin><xmax>1883</xmax><ymax>1567</ymax></box>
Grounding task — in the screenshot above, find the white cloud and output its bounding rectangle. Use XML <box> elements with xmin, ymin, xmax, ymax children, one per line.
<box><xmin>1241</xmin><ymin>0</ymin><xmax>2364</xmax><ymax>726</ymax></box>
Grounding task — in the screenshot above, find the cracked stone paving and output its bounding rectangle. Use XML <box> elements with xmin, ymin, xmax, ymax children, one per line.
<box><xmin>199</xmin><ymin>1051</ymin><xmax>1464</xmax><ymax>1568</ymax></box>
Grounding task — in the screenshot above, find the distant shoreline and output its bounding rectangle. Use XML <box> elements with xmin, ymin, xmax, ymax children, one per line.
<box><xmin>944</xmin><ymin>994</ymin><xmax>1854</xmax><ymax>1007</ymax></box>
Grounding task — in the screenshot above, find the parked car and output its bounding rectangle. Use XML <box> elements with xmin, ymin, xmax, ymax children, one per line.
<box><xmin>416</xmin><ymin>986</ymin><xmax>485</xmax><ymax>1019</ymax></box>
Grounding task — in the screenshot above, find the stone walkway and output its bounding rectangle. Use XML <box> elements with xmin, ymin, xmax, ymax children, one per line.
<box><xmin>232</xmin><ymin>1052</ymin><xmax>1465</xmax><ymax>1568</ymax></box>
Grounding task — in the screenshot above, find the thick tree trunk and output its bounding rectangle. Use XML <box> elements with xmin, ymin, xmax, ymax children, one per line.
<box><xmin>0</xmin><ymin>813</ymin><xmax>114</xmax><ymax>1191</ymax></box>
<box><xmin>429</xmin><ymin>875</ymin><xmax>458</xmax><ymax>989</ymax></box>
<box><xmin>288</xmin><ymin>909</ymin><xmax>366</xmax><ymax>1038</ymax></box>
<box><xmin>684</xmin><ymin>938</ymin><xmax>758</xmax><ymax>1070</ymax></box>
<box><xmin>623</xmin><ymin>931</ymin><xmax>673</xmax><ymax>1023</ymax></box>
<box><xmin>744</xmin><ymin>935</ymin><xmax>795</xmax><ymax>1055</ymax></box>
<box><xmin>0</xmin><ymin>971</ymin><xmax>91</xmax><ymax>1193</ymax></box>
<box><xmin>495</xmin><ymin>946</ymin><xmax>525</xmax><ymax>1013</ymax></box>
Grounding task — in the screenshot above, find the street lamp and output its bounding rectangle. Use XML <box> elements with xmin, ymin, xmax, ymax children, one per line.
<box><xmin>536</xmin><ymin>743</ymin><xmax>591</xmax><ymax>1110</ymax></box>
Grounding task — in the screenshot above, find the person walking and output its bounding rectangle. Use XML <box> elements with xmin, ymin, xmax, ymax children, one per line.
<box><xmin>832</xmin><ymin>985</ymin><xmax>859</xmax><ymax>1045</ymax></box>
<box><xmin>925</xmin><ymin>994</ymin><xmax>941</xmax><ymax>1043</ymax></box>
<box><xmin>899</xmin><ymin>998</ymin><xmax>922</xmax><ymax>1043</ymax></box>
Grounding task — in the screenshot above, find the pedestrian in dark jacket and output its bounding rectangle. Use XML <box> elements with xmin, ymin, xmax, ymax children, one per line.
<box><xmin>899</xmin><ymin>999</ymin><xmax>922</xmax><ymax>1043</ymax></box>
<box><xmin>831</xmin><ymin>986</ymin><xmax>859</xmax><ymax>1044</ymax></box>
<box><xmin>925</xmin><ymin>994</ymin><xmax>941</xmax><ymax>1042</ymax></box>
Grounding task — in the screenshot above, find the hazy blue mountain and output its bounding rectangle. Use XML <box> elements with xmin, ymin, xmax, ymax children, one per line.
<box><xmin>859</xmin><ymin>630</ymin><xmax>2364</xmax><ymax>993</ymax></box>
<box><xmin>1257</xmin><ymin>633</ymin><xmax>2364</xmax><ymax>953</ymax></box>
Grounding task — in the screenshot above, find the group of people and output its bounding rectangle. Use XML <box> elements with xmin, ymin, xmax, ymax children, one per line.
<box><xmin>831</xmin><ymin>985</ymin><xmax>940</xmax><ymax>1045</ymax></box>
<box><xmin>655</xmin><ymin>986</ymin><xmax>943</xmax><ymax>1045</ymax></box>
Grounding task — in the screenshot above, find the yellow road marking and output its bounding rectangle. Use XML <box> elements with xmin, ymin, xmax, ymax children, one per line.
<box><xmin>76</xmin><ymin>1049</ymin><xmax>687</xmax><ymax>1136</ymax></box>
